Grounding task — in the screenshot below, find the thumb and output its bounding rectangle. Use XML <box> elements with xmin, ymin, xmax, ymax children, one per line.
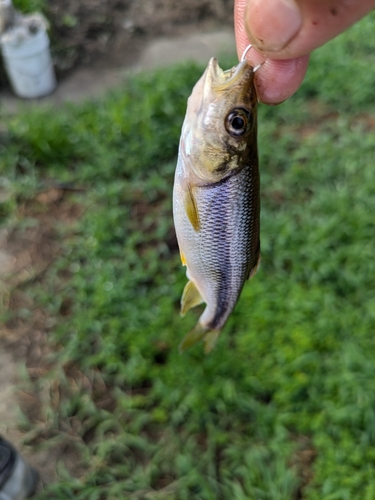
<box><xmin>241</xmin><ymin>0</ymin><xmax>375</xmax><ymax>59</ymax></box>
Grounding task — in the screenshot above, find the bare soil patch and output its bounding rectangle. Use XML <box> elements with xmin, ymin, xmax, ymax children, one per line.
<box><xmin>0</xmin><ymin>189</ymin><xmax>83</xmax><ymax>490</ymax></box>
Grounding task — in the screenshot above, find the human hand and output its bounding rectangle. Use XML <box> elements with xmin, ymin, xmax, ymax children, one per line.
<box><xmin>235</xmin><ymin>0</ymin><xmax>375</xmax><ymax>104</ymax></box>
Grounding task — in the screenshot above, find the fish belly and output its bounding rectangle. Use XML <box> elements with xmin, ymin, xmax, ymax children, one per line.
<box><xmin>173</xmin><ymin>162</ymin><xmax>260</xmax><ymax>330</ymax></box>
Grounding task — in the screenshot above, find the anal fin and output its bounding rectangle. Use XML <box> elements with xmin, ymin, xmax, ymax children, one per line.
<box><xmin>180</xmin><ymin>280</ymin><xmax>204</xmax><ymax>316</ymax></box>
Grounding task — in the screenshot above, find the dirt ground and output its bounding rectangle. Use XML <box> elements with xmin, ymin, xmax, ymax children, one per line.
<box><xmin>0</xmin><ymin>191</ymin><xmax>84</xmax><ymax>488</ymax></box>
<box><xmin>0</xmin><ymin>2</ymin><xmax>236</xmax><ymax>493</ymax></box>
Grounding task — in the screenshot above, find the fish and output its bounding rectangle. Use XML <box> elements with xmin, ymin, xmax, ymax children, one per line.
<box><xmin>172</xmin><ymin>57</ymin><xmax>260</xmax><ymax>353</ymax></box>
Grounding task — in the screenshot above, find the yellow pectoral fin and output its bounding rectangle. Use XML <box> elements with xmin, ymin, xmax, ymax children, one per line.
<box><xmin>185</xmin><ymin>184</ymin><xmax>200</xmax><ymax>231</ymax></box>
<box><xmin>179</xmin><ymin>322</ymin><xmax>220</xmax><ymax>354</ymax></box>
<box><xmin>180</xmin><ymin>280</ymin><xmax>204</xmax><ymax>316</ymax></box>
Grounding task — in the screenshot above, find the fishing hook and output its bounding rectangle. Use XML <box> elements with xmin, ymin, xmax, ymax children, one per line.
<box><xmin>241</xmin><ymin>44</ymin><xmax>264</xmax><ymax>73</ymax></box>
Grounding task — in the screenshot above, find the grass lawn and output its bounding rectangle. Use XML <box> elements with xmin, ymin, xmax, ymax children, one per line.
<box><xmin>2</xmin><ymin>12</ymin><xmax>375</xmax><ymax>500</ymax></box>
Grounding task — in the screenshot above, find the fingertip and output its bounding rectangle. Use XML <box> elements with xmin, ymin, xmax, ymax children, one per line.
<box><xmin>253</xmin><ymin>55</ymin><xmax>310</xmax><ymax>104</ymax></box>
<box><xmin>236</xmin><ymin>44</ymin><xmax>309</xmax><ymax>104</ymax></box>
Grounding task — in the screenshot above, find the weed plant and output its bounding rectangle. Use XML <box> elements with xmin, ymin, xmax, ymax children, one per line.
<box><xmin>2</xmin><ymin>12</ymin><xmax>375</xmax><ymax>500</ymax></box>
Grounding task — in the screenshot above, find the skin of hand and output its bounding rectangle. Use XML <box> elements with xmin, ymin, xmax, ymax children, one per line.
<box><xmin>234</xmin><ymin>0</ymin><xmax>375</xmax><ymax>104</ymax></box>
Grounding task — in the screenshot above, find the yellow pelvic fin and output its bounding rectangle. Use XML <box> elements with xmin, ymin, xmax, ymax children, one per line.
<box><xmin>180</xmin><ymin>280</ymin><xmax>204</xmax><ymax>316</ymax></box>
<box><xmin>179</xmin><ymin>322</ymin><xmax>220</xmax><ymax>354</ymax></box>
<box><xmin>185</xmin><ymin>183</ymin><xmax>200</xmax><ymax>231</ymax></box>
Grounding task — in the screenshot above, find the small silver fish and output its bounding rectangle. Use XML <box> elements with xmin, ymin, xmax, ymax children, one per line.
<box><xmin>173</xmin><ymin>57</ymin><xmax>260</xmax><ymax>353</ymax></box>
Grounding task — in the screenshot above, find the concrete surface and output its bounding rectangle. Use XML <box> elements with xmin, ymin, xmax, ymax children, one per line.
<box><xmin>0</xmin><ymin>28</ymin><xmax>236</xmax><ymax>113</ymax></box>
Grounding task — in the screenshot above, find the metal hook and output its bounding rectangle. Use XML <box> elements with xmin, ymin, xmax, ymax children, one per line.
<box><xmin>241</xmin><ymin>44</ymin><xmax>253</xmax><ymax>62</ymax></box>
<box><xmin>241</xmin><ymin>44</ymin><xmax>265</xmax><ymax>73</ymax></box>
<box><xmin>252</xmin><ymin>63</ymin><xmax>263</xmax><ymax>73</ymax></box>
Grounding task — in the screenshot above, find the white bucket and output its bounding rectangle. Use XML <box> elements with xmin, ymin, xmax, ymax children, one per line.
<box><xmin>1</xmin><ymin>26</ymin><xmax>56</xmax><ymax>98</ymax></box>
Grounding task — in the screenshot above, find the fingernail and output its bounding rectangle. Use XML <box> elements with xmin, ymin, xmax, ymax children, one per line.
<box><xmin>246</xmin><ymin>0</ymin><xmax>302</xmax><ymax>52</ymax></box>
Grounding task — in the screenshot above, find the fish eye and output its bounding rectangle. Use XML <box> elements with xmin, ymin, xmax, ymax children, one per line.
<box><xmin>225</xmin><ymin>108</ymin><xmax>251</xmax><ymax>137</ymax></box>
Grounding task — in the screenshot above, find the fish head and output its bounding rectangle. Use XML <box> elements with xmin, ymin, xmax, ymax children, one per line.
<box><xmin>180</xmin><ymin>58</ymin><xmax>258</xmax><ymax>183</ymax></box>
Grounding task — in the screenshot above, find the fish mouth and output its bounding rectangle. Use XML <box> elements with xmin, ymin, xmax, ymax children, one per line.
<box><xmin>204</xmin><ymin>58</ymin><xmax>253</xmax><ymax>92</ymax></box>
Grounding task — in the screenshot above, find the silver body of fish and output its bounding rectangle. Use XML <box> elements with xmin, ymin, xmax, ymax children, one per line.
<box><xmin>173</xmin><ymin>57</ymin><xmax>260</xmax><ymax>352</ymax></box>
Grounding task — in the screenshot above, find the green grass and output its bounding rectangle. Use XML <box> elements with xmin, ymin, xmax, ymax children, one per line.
<box><xmin>2</xmin><ymin>12</ymin><xmax>375</xmax><ymax>500</ymax></box>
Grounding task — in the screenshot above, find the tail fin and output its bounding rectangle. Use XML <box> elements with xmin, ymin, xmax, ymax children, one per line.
<box><xmin>179</xmin><ymin>322</ymin><xmax>220</xmax><ymax>354</ymax></box>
